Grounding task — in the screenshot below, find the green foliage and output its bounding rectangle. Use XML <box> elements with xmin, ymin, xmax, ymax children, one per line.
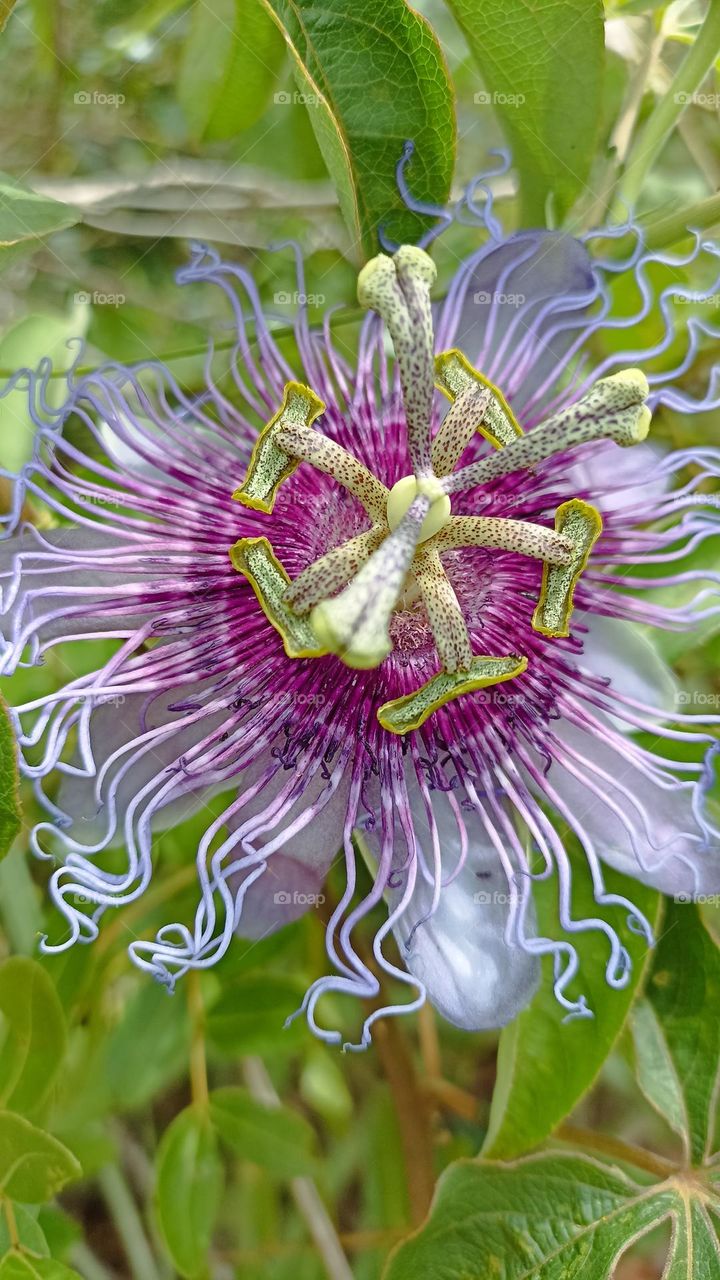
<box><xmin>445</xmin><ymin>0</ymin><xmax>605</xmax><ymax>223</ymax></box>
<box><xmin>210</xmin><ymin>1087</ymin><xmax>318</xmax><ymax>1177</ymax></box>
<box><xmin>631</xmin><ymin>902</ymin><xmax>720</xmax><ymax>1163</ymax></box>
<box><xmin>259</xmin><ymin>0</ymin><xmax>455</xmax><ymax>255</ymax></box>
<box><xmin>0</xmin><ymin>700</ymin><xmax>20</xmax><ymax>863</ymax></box>
<box><xmin>484</xmin><ymin>860</ymin><xmax>662</xmax><ymax>1158</ymax></box>
<box><xmin>178</xmin><ymin>0</ymin><xmax>285</xmax><ymax>142</ymax></box>
<box><xmin>384</xmin><ymin>1152</ymin><xmax>720</xmax><ymax>1278</ymax></box>
<box><xmin>0</xmin><ymin>1</ymin><xmax>719</xmax><ymax>1277</ymax></box>
<box><xmin>0</xmin><ymin>958</ymin><xmax>66</xmax><ymax>1116</ymax></box>
<box><xmin>155</xmin><ymin>1106</ymin><xmax>223</xmax><ymax>1279</ymax></box>
<box><xmin>0</xmin><ymin>175</ymin><xmax>78</xmax><ymax>248</ymax></box>
<box><xmin>0</xmin><ymin>1114</ymin><xmax>80</xmax><ymax>1202</ymax></box>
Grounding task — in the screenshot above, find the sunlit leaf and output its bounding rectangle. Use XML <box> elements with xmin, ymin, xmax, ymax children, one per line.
<box><xmin>259</xmin><ymin>0</ymin><xmax>455</xmax><ymax>255</ymax></box>
<box><xmin>178</xmin><ymin>0</ymin><xmax>285</xmax><ymax>142</ymax></box>
<box><xmin>444</xmin><ymin>0</ymin><xmax>604</xmax><ymax>224</ymax></box>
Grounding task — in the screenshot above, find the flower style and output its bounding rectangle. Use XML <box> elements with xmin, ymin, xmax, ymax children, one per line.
<box><xmin>2</xmin><ymin>184</ymin><xmax>720</xmax><ymax>1049</ymax></box>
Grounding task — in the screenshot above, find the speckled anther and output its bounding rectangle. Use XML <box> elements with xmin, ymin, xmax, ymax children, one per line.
<box><xmin>230</xmin><ymin>246</ymin><xmax>652</xmax><ymax>733</ymax></box>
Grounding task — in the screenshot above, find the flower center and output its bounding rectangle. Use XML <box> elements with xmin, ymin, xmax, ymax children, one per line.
<box><xmin>386</xmin><ymin>475</ymin><xmax>451</xmax><ymax>541</ymax></box>
<box><xmin>229</xmin><ymin>246</ymin><xmax>652</xmax><ymax>734</ymax></box>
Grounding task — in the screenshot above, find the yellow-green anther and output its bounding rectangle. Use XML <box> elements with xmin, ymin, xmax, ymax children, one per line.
<box><xmin>357</xmin><ymin>247</ymin><xmax>437</xmax><ymax>477</ymax></box>
<box><xmin>435</xmin><ymin>349</ymin><xmax>523</xmax><ymax>453</ymax></box>
<box><xmin>274</xmin><ymin>422</ymin><xmax>388</xmax><ymax>523</ymax></box>
<box><xmin>412</xmin><ymin>546</ymin><xmax>473</xmax><ymax>673</ymax></box>
<box><xmin>283</xmin><ymin>527</ymin><xmax>386</xmax><ymax>614</ymax></box>
<box><xmin>532</xmin><ymin>499</ymin><xmax>603</xmax><ymax>638</ymax></box>
<box><xmin>310</xmin><ymin>495</ymin><xmax>431</xmax><ymax>670</ymax></box>
<box><xmin>229</xmin><ymin>537</ymin><xmax>327</xmax><ymax>659</ymax></box>
<box><xmin>377</xmin><ymin>654</ymin><xmax>529</xmax><ymax>735</ymax></box>
<box><xmin>444</xmin><ymin>368</ymin><xmax>651</xmax><ymax>495</ymax></box>
<box><xmin>434</xmin><ymin>515</ymin><xmax>573</xmax><ymax>565</ymax></box>
<box><xmin>233</xmin><ymin>381</ymin><xmax>325</xmax><ymax>513</ymax></box>
<box><xmin>431</xmin><ymin>382</ymin><xmax>492</xmax><ymax>476</ymax></box>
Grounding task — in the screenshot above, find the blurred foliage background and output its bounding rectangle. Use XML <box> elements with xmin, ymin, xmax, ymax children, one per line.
<box><xmin>0</xmin><ymin>0</ymin><xmax>719</xmax><ymax>1277</ymax></box>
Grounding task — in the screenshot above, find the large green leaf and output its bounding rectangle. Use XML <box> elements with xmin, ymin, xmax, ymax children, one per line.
<box><xmin>209</xmin><ymin>1086</ymin><xmax>318</xmax><ymax>1178</ymax></box>
<box><xmin>445</xmin><ymin>0</ymin><xmax>604</xmax><ymax>225</ymax></box>
<box><xmin>0</xmin><ymin>958</ymin><xmax>66</xmax><ymax>1116</ymax></box>
<box><xmin>384</xmin><ymin>1152</ymin><xmax>720</xmax><ymax>1279</ymax></box>
<box><xmin>259</xmin><ymin>0</ymin><xmax>455</xmax><ymax>256</ymax></box>
<box><xmin>0</xmin><ymin>699</ymin><xmax>20</xmax><ymax>863</ymax></box>
<box><xmin>0</xmin><ymin>1113</ymin><xmax>80</xmax><ymax>1202</ymax></box>
<box><xmin>0</xmin><ymin>173</ymin><xmax>78</xmax><ymax>247</ymax></box>
<box><xmin>631</xmin><ymin>901</ymin><xmax>720</xmax><ymax>1164</ymax></box>
<box><xmin>483</xmin><ymin>858</ymin><xmax>661</xmax><ymax>1159</ymax></box>
<box><xmin>178</xmin><ymin>0</ymin><xmax>285</xmax><ymax>141</ymax></box>
<box><xmin>154</xmin><ymin>1106</ymin><xmax>223</xmax><ymax>1279</ymax></box>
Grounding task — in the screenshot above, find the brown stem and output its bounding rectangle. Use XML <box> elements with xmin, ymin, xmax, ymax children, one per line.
<box><xmin>372</xmin><ymin>1012</ymin><xmax>436</xmax><ymax>1225</ymax></box>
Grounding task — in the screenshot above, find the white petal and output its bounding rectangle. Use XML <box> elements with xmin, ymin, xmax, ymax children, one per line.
<box><xmin>389</xmin><ymin>778</ymin><xmax>539</xmax><ymax>1031</ymax></box>
<box><xmin>579</xmin><ymin>614</ymin><xmax>678</xmax><ymax>718</ymax></box>
<box><xmin>544</xmin><ymin>718</ymin><xmax>720</xmax><ymax>897</ymax></box>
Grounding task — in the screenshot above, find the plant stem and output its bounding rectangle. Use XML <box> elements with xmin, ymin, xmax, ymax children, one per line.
<box><xmin>243</xmin><ymin>1057</ymin><xmax>354</xmax><ymax>1280</ymax></box>
<box><xmin>555</xmin><ymin>1123</ymin><xmax>676</xmax><ymax>1179</ymax></box>
<box><xmin>615</xmin><ymin>0</ymin><xmax>720</xmax><ymax>213</ymax></box>
<box><xmin>187</xmin><ymin>970</ymin><xmax>209</xmax><ymax>1111</ymax></box>
<box><xmin>97</xmin><ymin>1164</ymin><xmax>162</xmax><ymax>1280</ymax></box>
<box><xmin>373</xmin><ymin>1013</ymin><xmax>436</xmax><ymax>1226</ymax></box>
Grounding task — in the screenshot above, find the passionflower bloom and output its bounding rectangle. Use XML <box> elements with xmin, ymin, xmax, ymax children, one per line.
<box><xmin>2</xmin><ymin>184</ymin><xmax>720</xmax><ymax>1048</ymax></box>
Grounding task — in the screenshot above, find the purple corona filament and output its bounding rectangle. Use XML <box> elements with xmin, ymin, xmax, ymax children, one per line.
<box><xmin>1</xmin><ymin>182</ymin><xmax>719</xmax><ymax>1050</ymax></box>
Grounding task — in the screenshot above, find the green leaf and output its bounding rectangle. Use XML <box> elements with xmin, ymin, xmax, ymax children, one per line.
<box><xmin>0</xmin><ymin>1256</ymin><xmax>82</xmax><ymax>1280</ymax></box>
<box><xmin>209</xmin><ymin>1087</ymin><xmax>317</xmax><ymax>1178</ymax></box>
<box><xmin>383</xmin><ymin>1152</ymin><xmax>720</xmax><ymax>1279</ymax></box>
<box><xmin>178</xmin><ymin>0</ymin><xmax>285</xmax><ymax>142</ymax></box>
<box><xmin>0</xmin><ymin>958</ymin><xmax>66</xmax><ymax>1116</ymax></box>
<box><xmin>483</xmin><ymin>859</ymin><xmax>662</xmax><ymax>1159</ymax></box>
<box><xmin>0</xmin><ymin>1112</ymin><xmax>81</xmax><ymax>1202</ymax></box>
<box><xmin>631</xmin><ymin>901</ymin><xmax>720</xmax><ymax>1164</ymax></box>
<box><xmin>444</xmin><ymin>0</ymin><xmax>604</xmax><ymax>225</ymax></box>
<box><xmin>0</xmin><ymin>1203</ymin><xmax>49</xmax><ymax>1257</ymax></box>
<box><xmin>258</xmin><ymin>0</ymin><xmax>455</xmax><ymax>256</ymax></box>
<box><xmin>206</xmin><ymin>975</ymin><xmax>308</xmax><ymax>1056</ymax></box>
<box><xmin>155</xmin><ymin>1106</ymin><xmax>223</xmax><ymax>1279</ymax></box>
<box><xmin>0</xmin><ymin>173</ymin><xmax>78</xmax><ymax>247</ymax></box>
<box><xmin>0</xmin><ymin>699</ymin><xmax>20</xmax><ymax>863</ymax></box>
